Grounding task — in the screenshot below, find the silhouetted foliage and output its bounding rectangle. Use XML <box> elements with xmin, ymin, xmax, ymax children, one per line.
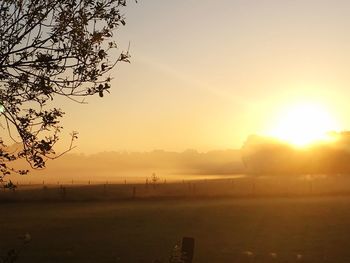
<box><xmin>3</xmin><ymin>180</ymin><xmax>17</xmax><ymax>191</ymax></box>
<box><xmin>242</xmin><ymin>132</ymin><xmax>350</xmax><ymax>175</ymax></box>
<box><xmin>0</xmin><ymin>0</ymin><xmax>132</xmax><ymax>182</ymax></box>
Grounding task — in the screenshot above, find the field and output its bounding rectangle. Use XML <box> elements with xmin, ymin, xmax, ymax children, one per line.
<box><xmin>2</xmin><ymin>194</ymin><xmax>350</xmax><ymax>263</ymax></box>
<box><xmin>4</xmin><ymin>175</ymin><xmax>350</xmax><ymax>202</ymax></box>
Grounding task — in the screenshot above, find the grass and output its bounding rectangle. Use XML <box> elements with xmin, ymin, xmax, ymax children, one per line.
<box><xmin>2</xmin><ymin>196</ymin><xmax>350</xmax><ymax>262</ymax></box>
<box><xmin>4</xmin><ymin>175</ymin><xmax>350</xmax><ymax>202</ymax></box>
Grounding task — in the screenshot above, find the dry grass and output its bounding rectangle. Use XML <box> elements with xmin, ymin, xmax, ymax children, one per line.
<box><xmin>2</xmin><ymin>175</ymin><xmax>350</xmax><ymax>202</ymax></box>
<box><xmin>2</xmin><ymin>176</ymin><xmax>350</xmax><ymax>262</ymax></box>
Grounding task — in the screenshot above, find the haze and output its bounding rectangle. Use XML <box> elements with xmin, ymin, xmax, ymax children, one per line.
<box><xmin>4</xmin><ymin>2</ymin><xmax>350</xmax><ymax>263</ymax></box>
<box><xmin>54</xmin><ymin>0</ymin><xmax>350</xmax><ymax>154</ymax></box>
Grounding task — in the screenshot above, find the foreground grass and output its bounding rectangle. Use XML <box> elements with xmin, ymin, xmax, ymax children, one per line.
<box><xmin>1</xmin><ymin>197</ymin><xmax>350</xmax><ymax>263</ymax></box>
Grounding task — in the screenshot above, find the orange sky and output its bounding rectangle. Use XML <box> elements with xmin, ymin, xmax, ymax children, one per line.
<box><xmin>55</xmin><ymin>0</ymin><xmax>350</xmax><ymax>154</ymax></box>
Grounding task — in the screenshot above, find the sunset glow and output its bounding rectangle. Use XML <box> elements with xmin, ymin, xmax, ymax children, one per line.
<box><xmin>266</xmin><ymin>103</ymin><xmax>340</xmax><ymax>147</ymax></box>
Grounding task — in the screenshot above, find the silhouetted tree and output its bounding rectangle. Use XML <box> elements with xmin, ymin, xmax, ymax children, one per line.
<box><xmin>0</xmin><ymin>0</ymin><xmax>132</xmax><ymax>182</ymax></box>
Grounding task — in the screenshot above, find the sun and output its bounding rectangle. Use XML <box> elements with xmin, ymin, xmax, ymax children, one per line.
<box><xmin>266</xmin><ymin>102</ymin><xmax>339</xmax><ymax>147</ymax></box>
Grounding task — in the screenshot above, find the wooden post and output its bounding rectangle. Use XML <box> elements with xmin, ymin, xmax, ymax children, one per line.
<box><xmin>60</xmin><ymin>186</ymin><xmax>66</xmax><ymax>200</ymax></box>
<box><xmin>132</xmin><ymin>186</ymin><xmax>136</xmax><ymax>199</ymax></box>
<box><xmin>181</xmin><ymin>237</ymin><xmax>195</xmax><ymax>263</ymax></box>
<box><xmin>309</xmin><ymin>181</ymin><xmax>313</xmax><ymax>194</ymax></box>
<box><xmin>252</xmin><ymin>179</ymin><xmax>256</xmax><ymax>195</ymax></box>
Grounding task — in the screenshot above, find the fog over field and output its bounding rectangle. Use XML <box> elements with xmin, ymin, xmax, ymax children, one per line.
<box><xmin>8</xmin><ymin>131</ymin><xmax>350</xmax><ymax>184</ymax></box>
<box><xmin>8</xmin><ymin>149</ymin><xmax>243</xmax><ymax>184</ymax></box>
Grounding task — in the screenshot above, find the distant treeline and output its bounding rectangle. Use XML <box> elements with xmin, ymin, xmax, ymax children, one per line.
<box><xmin>10</xmin><ymin>149</ymin><xmax>245</xmax><ymax>182</ymax></box>
<box><xmin>11</xmin><ymin>131</ymin><xmax>350</xmax><ymax>183</ymax></box>
<box><xmin>242</xmin><ymin>132</ymin><xmax>350</xmax><ymax>175</ymax></box>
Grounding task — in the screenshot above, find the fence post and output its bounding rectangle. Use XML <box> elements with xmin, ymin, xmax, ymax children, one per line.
<box><xmin>60</xmin><ymin>186</ymin><xmax>66</xmax><ymax>200</ymax></box>
<box><xmin>181</xmin><ymin>237</ymin><xmax>195</xmax><ymax>263</ymax></box>
<box><xmin>309</xmin><ymin>181</ymin><xmax>313</xmax><ymax>194</ymax></box>
<box><xmin>132</xmin><ymin>186</ymin><xmax>136</xmax><ymax>199</ymax></box>
<box><xmin>251</xmin><ymin>179</ymin><xmax>256</xmax><ymax>195</ymax></box>
<box><xmin>145</xmin><ymin>178</ymin><xmax>149</xmax><ymax>190</ymax></box>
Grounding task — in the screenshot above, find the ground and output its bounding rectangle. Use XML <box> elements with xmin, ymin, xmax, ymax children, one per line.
<box><xmin>1</xmin><ymin>196</ymin><xmax>350</xmax><ymax>263</ymax></box>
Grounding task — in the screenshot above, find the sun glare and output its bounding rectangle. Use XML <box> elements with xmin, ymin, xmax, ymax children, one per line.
<box><xmin>266</xmin><ymin>102</ymin><xmax>339</xmax><ymax>147</ymax></box>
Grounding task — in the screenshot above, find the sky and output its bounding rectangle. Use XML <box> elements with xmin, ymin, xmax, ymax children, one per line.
<box><xmin>58</xmin><ymin>0</ymin><xmax>350</xmax><ymax>154</ymax></box>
